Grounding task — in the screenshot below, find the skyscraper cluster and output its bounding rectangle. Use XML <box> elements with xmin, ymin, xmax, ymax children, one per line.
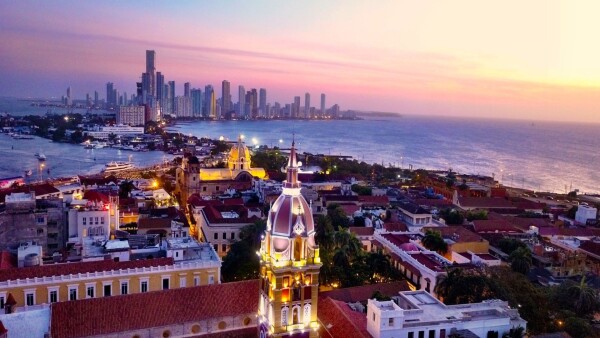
<box><xmin>89</xmin><ymin>50</ymin><xmax>338</xmax><ymax>124</ymax></box>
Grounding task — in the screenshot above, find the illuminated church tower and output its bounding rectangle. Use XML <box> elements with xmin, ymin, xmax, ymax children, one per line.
<box><xmin>258</xmin><ymin>140</ymin><xmax>321</xmax><ymax>338</ymax></box>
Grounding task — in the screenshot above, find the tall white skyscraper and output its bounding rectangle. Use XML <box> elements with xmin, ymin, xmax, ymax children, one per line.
<box><xmin>259</xmin><ymin>88</ymin><xmax>267</xmax><ymax>118</ymax></box>
<box><xmin>146</xmin><ymin>50</ymin><xmax>156</xmax><ymax>97</ymax></box>
<box><xmin>238</xmin><ymin>85</ymin><xmax>245</xmax><ymax>118</ymax></box>
<box><xmin>222</xmin><ymin>80</ymin><xmax>231</xmax><ymax>117</ymax></box>
<box><xmin>304</xmin><ymin>92</ymin><xmax>310</xmax><ymax>119</ymax></box>
<box><xmin>320</xmin><ymin>93</ymin><xmax>326</xmax><ymax>117</ymax></box>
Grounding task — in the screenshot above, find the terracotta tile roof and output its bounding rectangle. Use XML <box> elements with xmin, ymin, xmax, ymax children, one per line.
<box><xmin>357</xmin><ymin>195</ymin><xmax>389</xmax><ymax>205</ymax></box>
<box><xmin>319</xmin><ymin>281</ymin><xmax>410</xmax><ymax>303</ymax></box>
<box><xmin>422</xmin><ymin>226</ymin><xmax>485</xmax><ymax>243</ymax></box>
<box><xmin>324</xmin><ymin>195</ymin><xmax>359</xmax><ymax>203</ymax></box>
<box><xmin>471</xmin><ymin>220</ymin><xmax>522</xmax><ymax>234</ymax></box>
<box><xmin>222</xmin><ymin>197</ymin><xmax>244</xmax><ymax>205</ymax></box>
<box><xmin>0</xmin><ymin>257</ymin><xmax>174</xmax><ymax>282</ymax></box>
<box><xmin>349</xmin><ymin>227</ymin><xmax>374</xmax><ymax>237</ymax></box>
<box><xmin>457</xmin><ymin>197</ymin><xmax>515</xmax><ymax>209</ymax></box>
<box><xmin>82</xmin><ymin>190</ymin><xmax>110</xmax><ymax>203</ymax></box>
<box><xmin>578</xmin><ymin>241</ymin><xmax>600</xmax><ymax>258</ymax></box>
<box><xmin>138</xmin><ymin>217</ymin><xmax>172</xmax><ymax>229</ymax></box>
<box><xmin>0</xmin><ymin>251</ymin><xmax>16</xmax><ymax>270</ymax></box>
<box><xmin>383</xmin><ymin>222</ymin><xmax>408</xmax><ymax>232</ymax></box>
<box><xmin>50</xmin><ymin>280</ymin><xmax>259</xmax><ymax>338</ymax></box>
<box><xmin>318</xmin><ymin>297</ymin><xmax>370</xmax><ymax>338</ymax></box>
<box><xmin>414</xmin><ymin>198</ymin><xmax>453</xmax><ymax>207</ymax></box>
<box><xmin>0</xmin><ymin>183</ymin><xmax>61</xmax><ymax>203</ymax></box>
<box><xmin>340</xmin><ymin>204</ymin><xmax>360</xmax><ymax>216</ymax></box>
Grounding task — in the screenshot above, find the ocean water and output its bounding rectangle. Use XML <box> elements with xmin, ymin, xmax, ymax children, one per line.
<box><xmin>169</xmin><ymin>117</ymin><xmax>600</xmax><ymax>194</ymax></box>
<box><xmin>1</xmin><ymin>98</ymin><xmax>598</xmax><ymax>194</ymax></box>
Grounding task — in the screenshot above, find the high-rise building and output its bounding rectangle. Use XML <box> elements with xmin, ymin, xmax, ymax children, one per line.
<box><xmin>320</xmin><ymin>93</ymin><xmax>326</xmax><ymax>117</ymax></box>
<box><xmin>331</xmin><ymin>104</ymin><xmax>340</xmax><ymax>118</ymax></box>
<box><xmin>221</xmin><ymin>80</ymin><xmax>231</xmax><ymax>118</ymax></box>
<box><xmin>304</xmin><ymin>92</ymin><xmax>310</xmax><ymax>119</ymax></box>
<box><xmin>145</xmin><ymin>50</ymin><xmax>156</xmax><ymax>98</ymax></box>
<box><xmin>117</xmin><ymin>106</ymin><xmax>145</xmax><ymax>126</ymax></box>
<box><xmin>184</xmin><ymin>82</ymin><xmax>191</xmax><ymax>97</ymax></box>
<box><xmin>66</xmin><ymin>87</ymin><xmax>72</xmax><ymax>106</ymax></box>
<box><xmin>156</xmin><ymin>72</ymin><xmax>164</xmax><ymax>104</ymax></box>
<box><xmin>168</xmin><ymin>81</ymin><xmax>175</xmax><ymax>116</ymax></box>
<box><xmin>175</xmin><ymin>96</ymin><xmax>192</xmax><ymax>118</ymax></box>
<box><xmin>191</xmin><ymin>89</ymin><xmax>202</xmax><ymax>117</ymax></box>
<box><xmin>259</xmin><ymin>88</ymin><xmax>267</xmax><ymax>118</ymax></box>
<box><xmin>94</xmin><ymin>91</ymin><xmax>99</xmax><ymax>107</ymax></box>
<box><xmin>293</xmin><ymin>96</ymin><xmax>301</xmax><ymax>118</ymax></box>
<box><xmin>106</xmin><ymin>82</ymin><xmax>114</xmax><ymax>108</ymax></box>
<box><xmin>238</xmin><ymin>85</ymin><xmax>245</xmax><ymax>118</ymax></box>
<box><xmin>258</xmin><ymin>140</ymin><xmax>321</xmax><ymax>338</ymax></box>
<box><xmin>204</xmin><ymin>85</ymin><xmax>216</xmax><ymax>119</ymax></box>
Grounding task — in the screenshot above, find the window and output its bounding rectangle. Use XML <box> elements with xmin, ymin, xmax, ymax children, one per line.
<box><xmin>208</xmin><ymin>275</ymin><xmax>215</xmax><ymax>285</ymax></box>
<box><xmin>180</xmin><ymin>277</ymin><xmax>186</xmax><ymax>288</ymax></box>
<box><xmin>69</xmin><ymin>287</ymin><xmax>77</xmax><ymax>301</ymax></box>
<box><xmin>222</xmin><ymin>232</ymin><xmax>226</xmax><ymax>239</ymax></box>
<box><xmin>214</xmin><ymin>233</ymin><xmax>218</xmax><ymax>240</ymax></box>
<box><xmin>194</xmin><ymin>276</ymin><xmax>200</xmax><ymax>286</ymax></box>
<box><xmin>49</xmin><ymin>290</ymin><xmax>58</xmax><ymax>303</ymax></box>
<box><xmin>202</xmin><ymin>186</ymin><xmax>207</xmax><ymax>191</ymax></box>
<box><xmin>37</xmin><ymin>228</ymin><xmax>44</xmax><ymax>235</ymax></box>
<box><xmin>388</xmin><ymin>318</ymin><xmax>394</xmax><ymax>326</ymax></box>
<box><xmin>231</xmin><ymin>232</ymin><xmax>235</xmax><ymax>239</ymax></box>
<box><xmin>372</xmin><ymin>313</ymin><xmax>376</xmax><ymax>321</ymax></box>
<box><xmin>221</xmin><ymin>244</ymin><xmax>227</xmax><ymax>253</ymax></box>
<box><xmin>408</xmin><ymin>333</ymin><xmax>414</xmax><ymax>338</ymax></box>
<box><xmin>95</xmin><ymin>217</ymin><xmax>99</xmax><ymax>225</ymax></box>
<box><xmin>103</xmin><ymin>284</ymin><xmax>112</xmax><ymax>297</ymax></box>
<box><xmin>162</xmin><ymin>277</ymin><xmax>170</xmax><ymax>290</ymax></box>
<box><xmin>141</xmin><ymin>281</ymin><xmax>149</xmax><ymax>293</ymax></box>
<box><xmin>82</xmin><ymin>217</ymin><xmax>86</xmax><ymax>225</ymax></box>
<box><xmin>213</xmin><ymin>244</ymin><xmax>218</xmax><ymax>252</ymax></box>
<box><xmin>429</xmin><ymin>330</ymin><xmax>436</xmax><ymax>338</ymax></box>
<box><xmin>0</xmin><ymin>294</ymin><xmax>5</xmax><ymax>309</ymax></box>
<box><xmin>37</xmin><ymin>216</ymin><xmax>45</xmax><ymax>224</ymax></box>
<box><xmin>216</xmin><ymin>186</ymin><xmax>219</xmax><ymax>191</ymax></box>
<box><xmin>121</xmin><ymin>282</ymin><xmax>128</xmax><ymax>295</ymax></box>
<box><xmin>86</xmin><ymin>285</ymin><xmax>95</xmax><ymax>298</ymax></box>
<box><xmin>419</xmin><ymin>331</ymin><xmax>425</xmax><ymax>338</ymax></box>
<box><xmin>26</xmin><ymin>292</ymin><xmax>35</xmax><ymax>306</ymax></box>
<box><xmin>101</xmin><ymin>217</ymin><xmax>105</xmax><ymax>224</ymax></box>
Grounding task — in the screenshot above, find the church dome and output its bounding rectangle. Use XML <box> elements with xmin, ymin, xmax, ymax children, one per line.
<box><xmin>267</xmin><ymin>139</ymin><xmax>314</xmax><ymax>238</ymax></box>
<box><xmin>268</xmin><ymin>193</ymin><xmax>314</xmax><ymax>238</ymax></box>
<box><xmin>228</xmin><ymin>135</ymin><xmax>251</xmax><ymax>170</ymax></box>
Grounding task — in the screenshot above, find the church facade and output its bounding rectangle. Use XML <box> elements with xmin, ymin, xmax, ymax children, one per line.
<box><xmin>258</xmin><ymin>141</ymin><xmax>321</xmax><ymax>338</ymax></box>
<box><xmin>175</xmin><ymin>136</ymin><xmax>268</xmax><ymax>203</ymax></box>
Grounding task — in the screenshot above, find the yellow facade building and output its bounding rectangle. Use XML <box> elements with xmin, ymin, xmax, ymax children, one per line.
<box><xmin>0</xmin><ymin>249</ymin><xmax>220</xmax><ymax>310</ymax></box>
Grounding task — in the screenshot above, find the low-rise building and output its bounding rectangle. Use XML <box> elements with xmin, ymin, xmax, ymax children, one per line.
<box><xmin>575</xmin><ymin>205</ymin><xmax>597</xmax><ymax>225</ymax></box>
<box><xmin>397</xmin><ymin>202</ymin><xmax>434</xmax><ymax>231</ymax></box>
<box><xmin>367</xmin><ymin>291</ymin><xmax>526</xmax><ymax>338</ymax></box>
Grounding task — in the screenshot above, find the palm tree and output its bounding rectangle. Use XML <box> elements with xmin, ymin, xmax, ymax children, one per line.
<box><xmin>568</xmin><ymin>276</ymin><xmax>599</xmax><ymax>316</ymax></box>
<box><xmin>422</xmin><ymin>230</ymin><xmax>448</xmax><ymax>254</ymax></box>
<box><xmin>509</xmin><ymin>247</ymin><xmax>532</xmax><ymax>275</ymax></box>
<box><xmin>435</xmin><ymin>268</ymin><xmax>464</xmax><ymax>303</ymax></box>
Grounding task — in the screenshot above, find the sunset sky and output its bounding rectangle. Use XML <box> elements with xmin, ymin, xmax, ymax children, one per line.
<box><xmin>1</xmin><ymin>1</ymin><xmax>600</xmax><ymax>122</ymax></box>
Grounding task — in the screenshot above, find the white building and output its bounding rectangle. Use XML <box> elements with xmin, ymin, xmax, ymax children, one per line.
<box><xmin>367</xmin><ymin>291</ymin><xmax>526</xmax><ymax>338</ymax></box>
<box><xmin>397</xmin><ymin>203</ymin><xmax>434</xmax><ymax>231</ymax></box>
<box><xmin>85</xmin><ymin>125</ymin><xmax>145</xmax><ymax>140</ymax></box>
<box><xmin>575</xmin><ymin>205</ymin><xmax>597</xmax><ymax>224</ymax></box>
<box><xmin>117</xmin><ymin>106</ymin><xmax>145</xmax><ymax>126</ymax></box>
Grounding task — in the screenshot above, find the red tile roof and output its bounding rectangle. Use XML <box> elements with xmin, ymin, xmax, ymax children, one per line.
<box><xmin>319</xmin><ymin>281</ymin><xmax>410</xmax><ymax>303</ymax></box>
<box><xmin>0</xmin><ymin>251</ymin><xmax>16</xmax><ymax>270</ymax></box>
<box><xmin>0</xmin><ymin>257</ymin><xmax>174</xmax><ymax>282</ymax></box>
<box><xmin>340</xmin><ymin>204</ymin><xmax>360</xmax><ymax>216</ymax></box>
<box><xmin>0</xmin><ymin>183</ymin><xmax>61</xmax><ymax>203</ymax></box>
<box><xmin>82</xmin><ymin>190</ymin><xmax>110</xmax><ymax>203</ymax></box>
<box><xmin>457</xmin><ymin>197</ymin><xmax>515</xmax><ymax>209</ymax></box>
<box><xmin>138</xmin><ymin>217</ymin><xmax>172</xmax><ymax>229</ymax></box>
<box><xmin>422</xmin><ymin>226</ymin><xmax>485</xmax><ymax>243</ymax></box>
<box><xmin>471</xmin><ymin>220</ymin><xmax>522</xmax><ymax>234</ymax></box>
<box><xmin>357</xmin><ymin>195</ymin><xmax>389</xmax><ymax>206</ymax></box>
<box><xmin>383</xmin><ymin>222</ymin><xmax>408</xmax><ymax>232</ymax></box>
<box><xmin>349</xmin><ymin>227</ymin><xmax>375</xmax><ymax>237</ymax></box>
<box><xmin>50</xmin><ymin>280</ymin><xmax>259</xmax><ymax>338</ymax></box>
<box><xmin>318</xmin><ymin>297</ymin><xmax>370</xmax><ymax>338</ymax></box>
<box><xmin>578</xmin><ymin>241</ymin><xmax>600</xmax><ymax>258</ymax></box>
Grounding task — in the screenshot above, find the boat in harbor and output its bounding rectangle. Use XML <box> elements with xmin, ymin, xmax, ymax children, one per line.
<box><xmin>34</xmin><ymin>151</ymin><xmax>46</xmax><ymax>161</ymax></box>
<box><xmin>12</xmin><ymin>134</ymin><xmax>34</xmax><ymax>140</ymax></box>
<box><xmin>103</xmin><ymin>161</ymin><xmax>135</xmax><ymax>173</ymax></box>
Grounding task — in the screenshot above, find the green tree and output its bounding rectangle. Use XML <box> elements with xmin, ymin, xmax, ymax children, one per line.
<box><xmin>509</xmin><ymin>247</ymin><xmax>532</xmax><ymax>275</ymax></box>
<box><xmin>563</xmin><ymin>317</ymin><xmax>592</xmax><ymax>338</ymax></box>
<box><xmin>371</xmin><ymin>290</ymin><xmax>391</xmax><ymax>301</ymax></box>
<box><xmin>421</xmin><ymin>230</ymin><xmax>448</xmax><ymax>254</ymax></box>
<box><xmin>566</xmin><ymin>206</ymin><xmax>578</xmax><ymax>219</ymax></box>
<box><xmin>327</xmin><ymin>203</ymin><xmax>350</xmax><ymax>229</ymax></box>
<box><xmin>119</xmin><ymin>180</ymin><xmax>135</xmax><ymax>199</ymax></box>
<box><xmin>221</xmin><ymin>220</ymin><xmax>266</xmax><ymax>282</ymax></box>
<box><xmin>438</xmin><ymin>208</ymin><xmax>464</xmax><ymax>225</ymax></box>
<box><xmin>568</xmin><ymin>276</ymin><xmax>600</xmax><ymax>316</ymax></box>
<box><xmin>52</xmin><ymin>127</ymin><xmax>66</xmax><ymax>141</ymax></box>
<box><xmin>466</xmin><ymin>210</ymin><xmax>488</xmax><ymax>221</ymax></box>
<box><xmin>497</xmin><ymin>238</ymin><xmax>527</xmax><ymax>255</ymax></box>
<box><xmin>351</xmin><ymin>184</ymin><xmax>372</xmax><ymax>196</ymax></box>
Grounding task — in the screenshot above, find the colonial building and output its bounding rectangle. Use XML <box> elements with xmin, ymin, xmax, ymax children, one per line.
<box><xmin>258</xmin><ymin>141</ymin><xmax>321</xmax><ymax>337</ymax></box>
<box><xmin>175</xmin><ymin>135</ymin><xmax>268</xmax><ymax>203</ymax></box>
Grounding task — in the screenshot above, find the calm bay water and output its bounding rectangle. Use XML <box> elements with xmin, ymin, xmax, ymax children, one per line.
<box><xmin>169</xmin><ymin>117</ymin><xmax>600</xmax><ymax>194</ymax></box>
<box><xmin>1</xmin><ymin>98</ymin><xmax>598</xmax><ymax>194</ymax></box>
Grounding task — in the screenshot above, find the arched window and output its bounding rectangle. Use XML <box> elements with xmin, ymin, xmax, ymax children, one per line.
<box><xmin>281</xmin><ymin>307</ymin><xmax>289</xmax><ymax>326</ymax></box>
<box><xmin>292</xmin><ymin>306</ymin><xmax>300</xmax><ymax>325</ymax></box>
<box><xmin>303</xmin><ymin>304</ymin><xmax>311</xmax><ymax>325</ymax></box>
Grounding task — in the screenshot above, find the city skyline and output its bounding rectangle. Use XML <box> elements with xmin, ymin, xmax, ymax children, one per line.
<box><xmin>2</xmin><ymin>1</ymin><xmax>600</xmax><ymax>123</ymax></box>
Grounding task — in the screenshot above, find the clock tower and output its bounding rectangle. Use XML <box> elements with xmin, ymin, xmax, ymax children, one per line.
<box><xmin>258</xmin><ymin>140</ymin><xmax>321</xmax><ymax>338</ymax></box>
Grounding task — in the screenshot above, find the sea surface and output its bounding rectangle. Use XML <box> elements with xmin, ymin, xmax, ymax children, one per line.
<box><xmin>1</xmin><ymin>97</ymin><xmax>599</xmax><ymax>194</ymax></box>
